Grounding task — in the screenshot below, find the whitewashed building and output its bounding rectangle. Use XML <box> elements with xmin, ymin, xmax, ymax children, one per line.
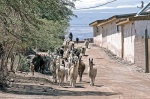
<box><xmin>89</xmin><ymin>20</ymin><xmax>104</xmax><ymax>46</ymax></box>
<box><xmin>90</xmin><ymin>2</ymin><xmax>150</xmax><ymax>72</ymax></box>
<box><xmin>90</xmin><ymin>13</ymin><xmax>136</xmax><ymax>58</ymax></box>
<box><xmin>117</xmin><ymin>16</ymin><xmax>150</xmax><ymax>70</ymax></box>
<box><xmin>90</xmin><ymin>12</ymin><xmax>150</xmax><ymax>72</ymax></box>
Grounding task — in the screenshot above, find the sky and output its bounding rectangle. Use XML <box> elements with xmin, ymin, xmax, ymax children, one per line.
<box><xmin>67</xmin><ymin>0</ymin><xmax>150</xmax><ymax>40</ymax></box>
<box><xmin>74</xmin><ymin>0</ymin><xmax>150</xmax><ymax>10</ymax></box>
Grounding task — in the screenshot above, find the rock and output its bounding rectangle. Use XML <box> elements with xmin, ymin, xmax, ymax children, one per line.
<box><xmin>10</xmin><ymin>78</ymin><xmax>14</xmax><ymax>82</ymax></box>
<box><xmin>40</xmin><ymin>83</ymin><xmax>44</xmax><ymax>85</ymax></box>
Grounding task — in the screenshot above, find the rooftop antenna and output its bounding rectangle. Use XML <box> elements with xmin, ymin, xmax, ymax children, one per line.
<box><xmin>136</xmin><ymin>1</ymin><xmax>150</xmax><ymax>16</ymax></box>
<box><xmin>137</xmin><ymin>1</ymin><xmax>144</xmax><ymax>9</ymax></box>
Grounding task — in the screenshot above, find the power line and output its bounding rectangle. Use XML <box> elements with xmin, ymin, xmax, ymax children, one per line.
<box><xmin>75</xmin><ymin>0</ymin><xmax>117</xmax><ymax>10</ymax></box>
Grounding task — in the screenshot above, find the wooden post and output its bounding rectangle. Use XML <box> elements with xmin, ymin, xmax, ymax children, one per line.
<box><xmin>145</xmin><ymin>29</ymin><xmax>149</xmax><ymax>73</ymax></box>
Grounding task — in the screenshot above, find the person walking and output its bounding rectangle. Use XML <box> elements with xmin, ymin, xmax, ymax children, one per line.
<box><xmin>76</xmin><ymin>37</ymin><xmax>79</xmax><ymax>44</ymax></box>
<box><xmin>69</xmin><ymin>32</ymin><xmax>73</xmax><ymax>41</ymax></box>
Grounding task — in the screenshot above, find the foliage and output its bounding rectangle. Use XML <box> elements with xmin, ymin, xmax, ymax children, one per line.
<box><xmin>17</xmin><ymin>55</ymin><xmax>30</xmax><ymax>72</ymax></box>
<box><xmin>0</xmin><ymin>0</ymin><xmax>77</xmax><ymax>85</ymax></box>
<box><xmin>24</xmin><ymin>19</ymin><xmax>69</xmax><ymax>51</ymax></box>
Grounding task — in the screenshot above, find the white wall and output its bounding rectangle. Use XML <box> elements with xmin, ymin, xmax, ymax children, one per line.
<box><xmin>93</xmin><ymin>20</ymin><xmax>150</xmax><ymax>63</ymax></box>
<box><xmin>101</xmin><ymin>20</ymin><xmax>122</xmax><ymax>57</ymax></box>
<box><xmin>123</xmin><ymin>22</ymin><xmax>135</xmax><ymax>63</ymax></box>
<box><xmin>94</xmin><ymin>34</ymin><xmax>102</xmax><ymax>46</ymax></box>
<box><xmin>121</xmin><ymin>20</ymin><xmax>150</xmax><ymax>63</ymax></box>
<box><xmin>93</xmin><ymin>26</ymin><xmax>103</xmax><ymax>46</ymax></box>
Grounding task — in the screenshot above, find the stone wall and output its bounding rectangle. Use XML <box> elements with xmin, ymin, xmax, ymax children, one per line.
<box><xmin>134</xmin><ymin>36</ymin><xmax>145</xmax><ymax>70</ymax></box>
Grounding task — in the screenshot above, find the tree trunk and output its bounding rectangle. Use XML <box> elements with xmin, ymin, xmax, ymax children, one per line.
<box><xmin>0</xmin><ymin>41</ymin><xmax>16</xmax><ymax>87</ymax></box>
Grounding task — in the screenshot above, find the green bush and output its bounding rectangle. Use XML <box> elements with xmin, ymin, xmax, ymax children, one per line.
<box><xmin>17</xmin><ymin>56</ymin><xmax>30</xmax><ymax>72</ymax></box>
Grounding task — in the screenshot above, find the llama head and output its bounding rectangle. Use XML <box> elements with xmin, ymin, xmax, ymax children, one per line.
<box><xmin>89</xmin><ymin>58</ymin><xmax>94</xmax><ymax>66</ymax></box>
<box><xmin>79</xmin><ymin>55</ymin><xmax>82</xmax><ymax>60</ymax></box>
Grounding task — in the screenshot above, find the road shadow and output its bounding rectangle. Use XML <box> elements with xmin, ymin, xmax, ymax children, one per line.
<box><xmin>95</xmin><ymin>58</ymin><xmax>104</xmax><ymax>59</ymax></box>
<box><xmin>62</xmin><ymin>85</ymin><xmax>85</xmax><ymax>89</ymax></box>
<box><xmin>2</xmin><ymin>84</ymin><xmax>120</xmax><ymax>96</ymax></box>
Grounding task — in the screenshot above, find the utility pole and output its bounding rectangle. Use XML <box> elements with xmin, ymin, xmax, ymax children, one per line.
<box><xmin>137</xmin><ymin>1</ymin><xmax>144</xmax><ymax>9</ymax></box>
<box><xmin>145</xmin><ymin>28</ymin><xmax>149</xmax><ymax>73</ymax></box>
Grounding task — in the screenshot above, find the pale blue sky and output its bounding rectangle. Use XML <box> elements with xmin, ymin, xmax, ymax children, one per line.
<box><xmin>68</xmin><ymin>0</ymin><xmax>150</xmax><ymax>40</ymax></box>
<box><xmin>74</xmin><ymin>0</ymin><xmax>150</xmax><ymax>10</ymax></box>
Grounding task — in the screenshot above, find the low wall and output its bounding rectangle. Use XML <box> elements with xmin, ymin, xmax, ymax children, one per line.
<box><xmin>73</xmin><ymin>38</ymin><xmax>93</xmax><ymax>43</ymax></box>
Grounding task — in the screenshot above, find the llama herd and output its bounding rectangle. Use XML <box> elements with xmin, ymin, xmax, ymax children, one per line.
<box><xmin>32</xmin><ymin>40</ymin><xmax>97</xmax><ymax>88</ymax></box>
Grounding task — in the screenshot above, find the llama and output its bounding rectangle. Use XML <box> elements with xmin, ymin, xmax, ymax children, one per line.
<box><xmin>65</xmin><ymin>62</ymin><xmax>71</xmax><ymax>82</ymax></box>
<box><xmin>84</xmin><ymin>39</ymin><xmax>89</xmax><ymax>48</ymax></box>
<box><xmin>56</xmin><ymin>58</ymin><xmax>65</xmax><ymax>86</ymax></box>
<box><xmin>50</xmin><ymin>59</ymin><xmax>57</xmax><ymax>83</ymax></box>
<box><xmin>81</xmin><ymin>46</ymin><xmax>86</xmax><ymax>56</ymax></box>
<box><xmin>30</xmin><ymin>63</ymin><xmax>35</xmax><ymax>76</ymax></box>
<box><xmin>69</xmin><ymin>60</ymin><xmax>78</xmax><ymax>87</ymax></box>
<box><xmin>88</xmin><ymin>58</ymin><xmax>97</xmax><ymax>86</ymax></box>
<box><xmin>78</xmin><ymin>56</ymin><xmax>85</xmax><ymax>82</ymax></box>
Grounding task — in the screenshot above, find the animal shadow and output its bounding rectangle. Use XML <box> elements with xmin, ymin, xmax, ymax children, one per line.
<box><xmin>83</xmin><ymin>55</ymin><xmax>88</xmax><ymax>57</ymax></box>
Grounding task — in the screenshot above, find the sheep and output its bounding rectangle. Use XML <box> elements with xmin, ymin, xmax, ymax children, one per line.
<box><xmin>69</xmin><ymin>60</ymin><xmax>78</xmax><ymax>87</ymax></box>
<box><xmin>78</xmin><ymin>56</ymin><xmax>85</xmax><ymax>82</ymax></box>
<box><xmin>88</xmin><ymin>58</ymin><xmax>97</xmax><ymax>86</ymax></box>
<box><xmin>56</xmin><ymin>58</ymin><xmax>66</xmax><ymax>86</ymax></box>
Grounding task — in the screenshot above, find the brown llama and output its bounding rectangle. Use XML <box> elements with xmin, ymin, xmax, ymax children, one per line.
<box><xmin>78</xmin><ymin>56</ymin><xmax>85</xmax><ymax>82</ymax></box>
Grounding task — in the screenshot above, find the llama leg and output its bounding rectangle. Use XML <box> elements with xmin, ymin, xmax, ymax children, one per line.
<box><xmin>59</xmin><ymin>77</ymin><xmax>61</xmax><ymax>86</ymax></box>
<box><xmin>70</xmin><ymin>78</ymin><xmax>72</xmax><ymax>86</ymax></box>
<box><xmin>93</xmin><ymin>78</ymin><xmax>95</xmax><ymax>86</ymax></box>
<box><xmin>62</xmin><ymin>76</ymin><xmax>65</xmax><ymax>86</ymax></box>
<box><xmin>92</xmin><ymin>79</ymin><xmax>94</xmax><ymax>86</ymax></box>
<box><xmin>90</xmin><ymin>78</ymin><xmax>92</xmax><ymax>86</ymax></box>
<box><xmin>79</xmin><ymin>72</ymin><xmax>81</xmax><ymax>82</ymax></box>
<box><xmin>80</xmin><ymin>72</ymin><xmax>83</xmax><ymax>82</ymax></box>
<box><xmin>66</xmin><ymin>73</ymin><xmax>68</xmax><ymax>81</ymax></box>
<box><xmin>73</xmin><ymin>80</ymin><xmax>75</xmax><ymax>88</ymax></box>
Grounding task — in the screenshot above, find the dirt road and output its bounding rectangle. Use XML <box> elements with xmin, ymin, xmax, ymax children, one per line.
<box><xmin>0</xmin><ymin>43</ymin><xmax>150</xmax><ymax>99</ymax></box>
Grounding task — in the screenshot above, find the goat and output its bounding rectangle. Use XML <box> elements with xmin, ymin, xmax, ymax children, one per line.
<box><xmin>69</xmin><ymin>60</ymin><xmax>78</xmax><ymax>87</ymax></box>
<box><xmin>88</xmin><ymin>58</ymin><xmax>97</xmax><ymax>86</ymax></box>
<box><xmin>78</xmin><ymin>56</ymin><xmax>85</xmax><ymax>82</ymax></box>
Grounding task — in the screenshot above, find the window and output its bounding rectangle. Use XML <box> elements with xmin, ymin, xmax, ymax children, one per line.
<box><xmin>96</xmin><ymin>26</ymin><xmax>98</xmax><ymax>32</ymax></box>
<box><xmin>117</xmin><ymin>25</ymin><xmax>119</xmax><ymax>32</ymax></box>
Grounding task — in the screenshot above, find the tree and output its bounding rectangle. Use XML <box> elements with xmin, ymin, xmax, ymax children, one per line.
<box><xmin>0</xmin><ymin>0</ymin><xmax>76</xmax><ymax>87</ymax></box>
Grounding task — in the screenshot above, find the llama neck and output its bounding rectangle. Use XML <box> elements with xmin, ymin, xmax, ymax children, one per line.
<box><xmin>79</xmin><ymin>59</ymin><xmax>81</xmax><ymax>65</ymax></box>
<box><xmin>58</xmin><ymin>57</ymin><xmax>61</xmax><ymax>71</ymax></box>
<box><xmin>89</xmin><ymin>63</ymin><xmax>93</xmax><ymax>70</ymax></box>
<box><xmin>73</xmin><ymin>64</ymin><xmax>77</xmax><ymax>72</ymax></box>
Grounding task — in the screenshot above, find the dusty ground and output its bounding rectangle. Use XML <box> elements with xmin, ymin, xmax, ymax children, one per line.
<box><xmin>0</xmin><ymin>43</ymin><xmax>150</xmax><ymax>99</ymax></box>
